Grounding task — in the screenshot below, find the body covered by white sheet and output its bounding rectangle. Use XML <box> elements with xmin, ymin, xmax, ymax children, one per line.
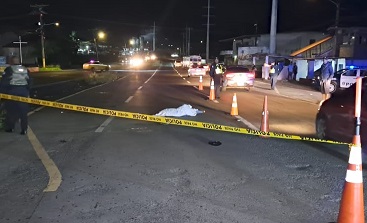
<box><xmin>155</xmin><ymin>104</ymin><xmax>204</xmax><ymax>117</ymax></box>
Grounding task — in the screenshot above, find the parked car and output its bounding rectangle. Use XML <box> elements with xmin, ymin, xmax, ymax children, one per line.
<box><xmin>174</xmin><ymin>60</ymin><xmax>183</xmax><ymax>67</ymax></box>
<box><xmin>315</xmin><ymin>77</ymin><xmax>367</xmax><ymax>144</ymax></box>
<box><xmin>188</xmin><ymin>63</ymin><xmax>206</xmax><ymax>77</ymax></box>
<box><xmin>201</xmin><ymin>63</ymin><xmax>210</xmax><ymax>72</ymax></box>
<box><xmin>222</xmin><ymin>65</ymin><xmax>255</xmax><ymax>91</ymax></box>
<box><xmin>82</xmin><ymin>60</ymin><xmax>110</xmax><ymax>72</ymax></box>
<box><xmin>312</xmin><ymin>67</ymin><xmax>367</xmax><ymax>94</ymax></box>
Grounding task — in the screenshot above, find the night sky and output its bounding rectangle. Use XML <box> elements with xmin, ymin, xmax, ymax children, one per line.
<box><xmin>1</xmin><ymin>0</ymin><xmax>367</xmax><ymax>55</ymax></box>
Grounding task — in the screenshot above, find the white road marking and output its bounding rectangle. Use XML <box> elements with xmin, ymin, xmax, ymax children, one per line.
<box><xmin>125</xmin><ymin>96</ymin><xmax>134</xmax><ymax>103</ymax></box>
<box><xmin>95</xmin><ymin>116</ymin><xmax>114</xmax><ymax>132</ymax></box>
<box><xmin>95</xmin><ymin>68</ymin><xmax>160</xmax><ymax>133</ymax></box>
<box><xmin>26</xmin><ymin>75</ymin><xmax>131</xmax><ymax>192</ymax></box>
<box><xmin>234</xmin><ymin>115</ymin><xmax>260</xmax><ymax>130</ymax></box>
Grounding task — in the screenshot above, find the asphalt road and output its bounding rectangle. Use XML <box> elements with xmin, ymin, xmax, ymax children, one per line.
<box><xmin>0</xmin><ymin>61</ymin><xmax>363</xmax><ymax>223</ymax></box>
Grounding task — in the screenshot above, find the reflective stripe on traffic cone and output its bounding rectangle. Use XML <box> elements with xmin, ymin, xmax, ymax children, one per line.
<box><xmin>260</xmin><ymin>95</ymin><xmax>269</xmax><ymax>137</ymax></box>
<box><xmin>230</xmin><ymin>93</ymin><xmax>238</xmax><ymax>116</ymax></box>
<box><xmin>337</xmin><ymin>142</ymin><xmax>365</xmax><ymax>223</ymax></box>
<box><xmin>209</xmin><ymin>79</ymin><xmax>215</xmax><ymax>100</ymax></box>
<box><xmin>199</xmin><ymin>76</ymin><xmax>203</xmax><ymax>91</ymax></box>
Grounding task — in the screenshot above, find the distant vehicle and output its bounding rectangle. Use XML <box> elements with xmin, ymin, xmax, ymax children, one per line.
<box><xmin>183</xmin><ymin>55</ymin><xmax>202</xmax><ymax>67</ymax></box>
<box><xmin>174</xmin><ymin>60</ymin><xmax>183</xmax><ymax>67</ymax></box>
<box><xmin>312</xmin><ymin>66</ymin><xmax>367</xmax><ymax>93</ymax></box>
<box><xmin>82</xmin><ymin>60</ymin><xmax>110</xmax><ymax>72</ymax></box>
<box><xmin>222</xmin><ymin>65</ymin><xmax>255</xmax><ymax>91</ymax></box>
<box><xmin>201</xmin><ymin>63</ymin><xmax>210</xmax><ymax>72</ymax></box>
<box><xmin>188</xmin><ymin>63</ymin><xmax>206</xmax><ymax>77</ymax></box>
<box><xmin>130</xmin><ymin>56</ymin><xmax>144</xmax><ymax>67</ymax></box>
<box><xmin>316</xmin><ymin>77</ymin><xmax>367</xmax><ymax>144</ymax></box>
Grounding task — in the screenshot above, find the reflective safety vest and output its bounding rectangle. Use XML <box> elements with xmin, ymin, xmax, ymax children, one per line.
<box><xmin>270</xmin><ymin>67</ymin><xmax>275</xmax><ymax>74</ymax></box>
<box><xmin>215</xmin><ymin>65</ymin><xmax>223</xmax><ymax>75</ymax></box>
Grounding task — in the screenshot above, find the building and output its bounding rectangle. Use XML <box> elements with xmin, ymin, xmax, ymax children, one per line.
<box><xmin>219</xmin><ymin>32</ymin><xmax>328</xmax><ymax>66</ymax></box>
<box><xmin>0</xmin><ymin>32</ymin><xmax>37</xmax><ymax>65</ymax></box>
<box><xmin>220</xmin><ymin>27</ymin><xmax>367</xmax><ymax>80</ymax></box>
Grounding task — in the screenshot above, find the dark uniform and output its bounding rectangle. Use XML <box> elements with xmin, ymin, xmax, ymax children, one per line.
<box><xmin>320</xmin><ymin>59</ymin><xmax>334</xmax><ymax>100</ymax></box>
<box><xmin>209</xmin><ymin>58</ymin><xmax>224</xmax><ymax>99</ymax></box>
<box><xmin>0</xmin><ymin>65</ymin><xmax>31</xmax><ymax>135</ymax></box>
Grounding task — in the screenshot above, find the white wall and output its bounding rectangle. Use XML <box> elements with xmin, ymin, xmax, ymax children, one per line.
<box><xmin>296</xmin><ymin>60</ymin><xmax>309</xmax><ymax>80</ymax></box>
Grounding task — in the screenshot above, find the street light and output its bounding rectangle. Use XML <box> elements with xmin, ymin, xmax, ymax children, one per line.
<box><xmin>38</xmin><ymin>20</ymin><xmax>59</xmax><ymax>68</ymax></box>
<box><xmin>94</xmin><ymin>31</ymin><xmax>106</xmax><ymax>61</ymax></box>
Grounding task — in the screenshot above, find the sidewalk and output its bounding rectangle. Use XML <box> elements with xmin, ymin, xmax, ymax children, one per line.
<box><xmin>254</xmin><ymin>79</ymin><xmax>322</xmax><ymax>104</ymax></box>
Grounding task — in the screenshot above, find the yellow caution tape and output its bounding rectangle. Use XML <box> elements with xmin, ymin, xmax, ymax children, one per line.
<box><xmin>0</xmin><ymin>93</ymin><xmax>349</xmax><ymax>145</ymax></box>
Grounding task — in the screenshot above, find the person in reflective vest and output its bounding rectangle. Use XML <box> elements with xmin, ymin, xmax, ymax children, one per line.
<box><xmin>0</xmin><ymin>59</ymin><xmax>31</xmax><ymax>135</ymax></box>
<box><xmin>269</xmin><ymin>61</ymin><xmax>279</xmax><ymax>90</ymax></box>
<box><xmin>209</xmin><ymin>57</ymin><xmax>224</xmax><ymax>99</ymax></box>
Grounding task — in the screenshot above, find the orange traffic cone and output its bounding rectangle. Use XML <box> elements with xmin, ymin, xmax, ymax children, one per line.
<box><xmin>260</xmin><ymin>95</ymin><xmax>269</xmax><ymax>137</ymax></box>
<box><xmin>209</xmin><ymin>79</ymin><xmax>215</xmax><ymax>100</ymax></box>
<box><xmin>337</xmin><ymin>135</ymin><xmax>364</xmax><ymax>223</ymax></box>
<box><xmin>230</xmin><ymin>93</ymin><xmax>238</xmax><ymax>116</ymax></box>
<box><xmin>199</xmin><ymin>75</ymin><xmax>203</xmax><ymax>91</ymax></box>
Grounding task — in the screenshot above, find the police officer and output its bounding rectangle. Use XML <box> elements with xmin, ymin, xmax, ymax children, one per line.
<box><xmin>320</xmin><ymin>57</ymin><xmax>334</xmax><ymax>100</ymax></box>
<box><xmin>0</xmin><ymin>58</ymin><xmax>31</xmax><ymax>135</ymax></box>
<box><xmin>269</xmin><ymin>61</ymin><xmax>279</xmax><ymax>90</ymax></box>
<box><xmin>209</xmin><ymin>57</ymin><xmax>224</xmax><ymax>99</ymax></box>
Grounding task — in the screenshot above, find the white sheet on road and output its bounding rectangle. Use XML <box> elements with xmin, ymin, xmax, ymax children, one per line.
<box><xmin>155</xmin><ymin>104</ymin><xmax>204</xmax><ymax>117</ymax></box>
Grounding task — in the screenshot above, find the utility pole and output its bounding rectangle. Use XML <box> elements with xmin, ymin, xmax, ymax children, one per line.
<box><xmin>182</xmin><ymin>33</ymin><xmax>185</xmax><ymax>56</ymax></box>
<box><xmin>254</xmin><ymin>23</ymin><xmax>258</xmax><ymax>46</ymax></box>
<box><xmin>13</xmin><ymin>36</ymin><xmax>27</xmax><ymax>64</ymax></box>
<box><xmin>153</xmin><ymin>22</ymin><xmax>156</xmax><ymax>51</ymax></box>
<box><xmin>269</xmin><ymin>0</ymin><xmax>278</xmax><ymax>55</ymax></box>
<box><xmin>187</xmin><ymin>27</ymin><xmax>191</xmax><ymax>55</ymax></box>
<box><xmin>31</xmin><ymin>4</ymin><xmax>49</xmax><ymax>68</ymax></box>
<box><xmin>206</xmin><ymin>0</ymin><xmax>210</xmax><ymax>62</ymax></box>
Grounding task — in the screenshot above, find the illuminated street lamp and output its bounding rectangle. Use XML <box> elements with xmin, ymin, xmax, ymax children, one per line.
<box><xmin>94</xmin><ymin>31</ymin><xmax>106</xmax><ymax>61</ymax></box>
<box><xmin>38</xmin><ymin>19</ymin><xmax>59</xmax><ymax>68</ymax></box>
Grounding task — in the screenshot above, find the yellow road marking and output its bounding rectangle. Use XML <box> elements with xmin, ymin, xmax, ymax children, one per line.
<box><xmin>27</xmin><ymin>127</ymin><xmax>62</xmax><ymax>192</ymax></box>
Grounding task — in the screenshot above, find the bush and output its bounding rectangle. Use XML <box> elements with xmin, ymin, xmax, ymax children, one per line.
<box><xmin>39</xmin><ymin>65</ymin><xmax>62</xmax><ymax>72</ymax></box>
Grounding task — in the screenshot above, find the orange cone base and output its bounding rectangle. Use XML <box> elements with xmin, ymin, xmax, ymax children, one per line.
<box><xmin>260</xmin><ymin>120</ymin><xmax>269</xmax><ymax>138</ymax></box>
<box><xmin>337</xmin><ymin>182</ymin><xmax>365</xmax><ymax>223</ymax></box>
<box><xmin>230</xmin><ymin>108</ymin><xmax>238</xmax><ymax>116</ymax></box>
<box><xmin>199</xmin><ymin>83</ymin><xmax>203</xmax><ymax>91</ymax></box>
<box><xmin>209</xmin><ymin>91</ymin><xmax>215</xmax><ymax>100</ymax></box>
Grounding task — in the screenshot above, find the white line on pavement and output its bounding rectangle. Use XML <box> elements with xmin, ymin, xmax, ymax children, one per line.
<box><xmin>235</xmin><ymin>115</ymin><xmax>260</xmax><ymax>130</ymax></box>
<box><xmin>95</xmin><ymin>116</ymin><xmax>114</xmax><ymax>133</ymax></box>
<box><xmin>138</xmin><ymin>86</ymin><xmax>143</xmax><ymax>90</ymax></box>
<box><xmin>125</xmin><ymin>96</ymin><xmax>134</xmax><ymax>103</ymax></box>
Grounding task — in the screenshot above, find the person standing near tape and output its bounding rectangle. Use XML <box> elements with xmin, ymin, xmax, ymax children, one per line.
<box><xmin>320</xmin><ymin>57</ymin><xmax>334</xmax><ymax>101</ymax></box>
<box><xmin>269</xmin><ymin>61</ymin><xmax>279</xmax><ymax>90</ymax></box>
<box><xmin>209</xmin><ymin>57</ymin><xmax>224</xmax><ymax>99</ymax></box>
<box><xmin>0</xmin><ymin>58</ymin><xmax>31</xmax><ymax>135</ymax></box>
